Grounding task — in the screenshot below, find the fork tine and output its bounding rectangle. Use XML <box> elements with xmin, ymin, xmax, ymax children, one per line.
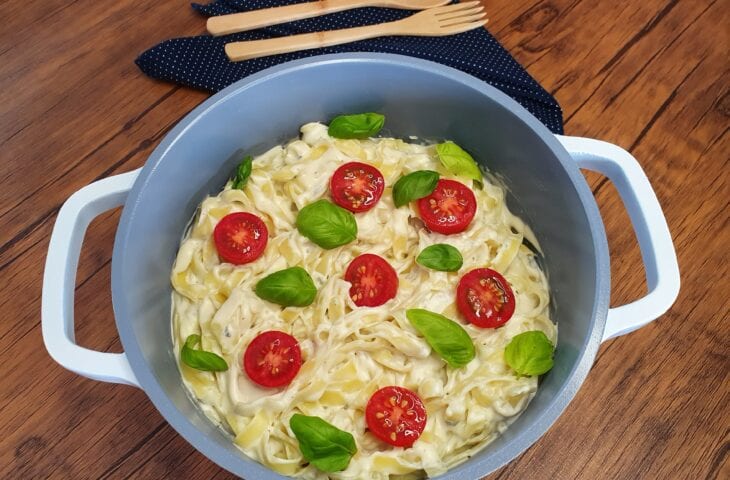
<box><xmin>441</xmin><ymin>5</ymin><xmax>484</xmax><ymax>14</ymax></box>
<box><xmin>438</xmin><ymin>6</ymin><xmax>485</xmax><ymax>22</ymax></box>
<box><xmin>440</xmin><ymin>12</ymin><xmax>487</xmax><ymax>27</ymax></box>
<box><xmin>429</xmin><ymin>1</ymin><xmax>480</xmax><ymax>15</ymax></box>
<box><xmin>439</xmin><ymin>17</ymin><xmax>488</xmax><ymax>35</ymax></box>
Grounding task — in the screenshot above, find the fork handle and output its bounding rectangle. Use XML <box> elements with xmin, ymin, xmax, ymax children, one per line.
<box><xmin>208</xmin><ymin>0</ymin><xmax>375</xmax><ymax>36</ymax></box>
<box><xmin>225</xmin><ymin>22</ymin><xmax>400</xmax><ymax>61</ymax></box>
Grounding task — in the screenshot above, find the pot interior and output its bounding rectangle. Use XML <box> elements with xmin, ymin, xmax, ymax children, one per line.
<box><xmin>112</xmin><ymin>54</ymin><xmax>608</xmax><ymax>479</ymax></box>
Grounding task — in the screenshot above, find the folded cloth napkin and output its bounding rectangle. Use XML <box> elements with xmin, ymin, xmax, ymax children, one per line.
<box><xmin>136</xmin><ymin>0</ymin><xmax>563</xmax><ymax>134</ymax></box>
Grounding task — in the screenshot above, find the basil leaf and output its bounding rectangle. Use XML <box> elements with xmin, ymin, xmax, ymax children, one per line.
<box><xmin>328</xmin><ymin>113</ymin><xmax>385</xmax><ymax>139</ymax></box>
<box><xmin>296</xmin><ymin>199</ymin><xmax>357</xmax><ymax>249</ymax></box>
<box><xmin>231</xmin><ymin>155</ymin><xmax>252</xmax><ymax>190</ymax></box>
<box><xmin>406</xmin><ymin>309</ymin><xmax>475</xmax><ymax>368</ymax></box>
<box><xmin>504</xmin><ymin>331</ymin><xmax>555</xmax><ymax>376</ymax></box>
<box><xmin>392</xmin><ymin>170</ymin><xmax>439</xmax><ymax>207</ymax></box>
<box><xmin>255</xmin><ymin>267</ymin><xmax>317</xmax><ymax>307</ymax></box>
<box><xmin>290</xmin><ymin>414</ymin><xmax>357</xmax><ymax>472</ymax></box>
<box><xmin>436</xmin><ymin>141</ymin><xmax>483</xmax><ymax>183</ymax></box>
<box><xmin>416</xmin><ymin>244</ymin><xmax>463</xmax><ymax>272</ymax></box>
<box><xmin>181</xmin><ymin>334</ymin><xmax>228</xmax><ymax>372</ymax></box>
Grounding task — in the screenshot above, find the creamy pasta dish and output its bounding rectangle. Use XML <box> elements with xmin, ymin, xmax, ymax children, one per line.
<box><xmin>171</xmin><ymin>114</ymin><xmax>557</xmax><ymax>479</ymax></box>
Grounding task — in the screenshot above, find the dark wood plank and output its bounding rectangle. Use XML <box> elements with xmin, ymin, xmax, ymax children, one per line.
<box><xmin>0</xmin><ymin>0</ymin><xmax>208</xmax><ymax>247</ymax></box>
<box><xmin>0</xmin><ymin>0</ymin><xmax>726</xmax><ymax>479</ymax></box>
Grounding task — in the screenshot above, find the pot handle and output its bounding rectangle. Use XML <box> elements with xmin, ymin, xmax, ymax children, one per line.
<box><xmin>42</xmin><ymin>169</ymin><xmax>142</xmax><ymax>387</ymax></box>
<box><xmin>556</xmin><ymin>136</ymin><xmax>680</xmax><ymax>342</ymax></box>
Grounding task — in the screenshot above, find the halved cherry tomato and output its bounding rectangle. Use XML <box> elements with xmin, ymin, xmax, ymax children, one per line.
<box><xmin>417</xmin><ymin>179</ymin><xmax>477</xmax><ymax>234</ymax></box>
<box><xmin>213</xmin><ymin>212</ymin><xmax>268</xmax><ymax>265</ymax></box>
<box><xmin>243</xmin><ymin>331</ymin><xmax>302</xmax><ymax>388</ymax></box>
<box><xmin>366</xmin><ymin>386</ymin><xmax>427</xmax><ymax>448</ymax></box>
<box><xmin>344</xmin><ymin>254</ymin><xmax>398</xmax><ymax>307</ymax></box>
<box><xmin>456</xmin><ymin>268</ymin><xmax>516</xmax><ymax>328</ymax></box>
<box><xmin>329</xmin><ymin>162</ymin><xmax>385</xmax><ymax>213</ymax></box>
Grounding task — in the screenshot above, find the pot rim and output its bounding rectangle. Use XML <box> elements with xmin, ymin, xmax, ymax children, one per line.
<box><xmin>111</xmin><ymin>52</ymin><xmax>610</xmax><ymax>479</ymax></box>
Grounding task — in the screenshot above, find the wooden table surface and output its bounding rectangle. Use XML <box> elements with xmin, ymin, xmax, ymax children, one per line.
<box><xmin>1</xmin><ymin>0</ymin><xmax>727</xmax><ymax>478</ymax></box>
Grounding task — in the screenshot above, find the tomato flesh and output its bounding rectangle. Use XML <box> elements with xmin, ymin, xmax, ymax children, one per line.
<box><xmin>344</xmin><ymin>254</ymin><xmax>398</xmax><ymax>307</ymax></box>
<box><xmin>366</xmin><ymin>386</ymin><xmax>427</xmax><ymax>448</ymax></box>
<box><xmin>456</xmin><ymin>268</ymin><xmax>515</xmax><ymax>328</ymax></box>
<box><xmin>213</xmin><ymin>212</ymin><xmax>268</xmax><ymax>265</ymax></box>
<box><xmin>330</xmin><ymin>162</ymin><xmax>385</xmax><ymax>213</ymax></box>
<box><xmin>417</xmin><ymin>179</ymin><xmax>477</xmax><ymax>234</ymax></box>
<box><xmin>243</xmin><ymin>331</ymin><xmax>302</xmax><ymax>388</ymax></box>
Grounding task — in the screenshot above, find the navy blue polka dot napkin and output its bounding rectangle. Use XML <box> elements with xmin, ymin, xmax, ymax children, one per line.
<box><xmin>136</xmin><ymin>0</ymin><xmax>563</xmax><ymax>134</ymax></box>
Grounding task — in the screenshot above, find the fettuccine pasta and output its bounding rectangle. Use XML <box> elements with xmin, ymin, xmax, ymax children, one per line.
<box><xmin>171</xmin><ymin>122</ymin><xmax>556</xmax><ymax>479</ymax></box>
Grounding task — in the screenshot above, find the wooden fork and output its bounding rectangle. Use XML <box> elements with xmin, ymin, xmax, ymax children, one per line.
<box><xmin>207</xmin><ymin>0</ymin><xmax>452</xmax><ymax>36</ymax></box>
<box><xmin>225</xmin><ymin>1</ymin><xmax>487</xmax><ymax>62</ymax></box>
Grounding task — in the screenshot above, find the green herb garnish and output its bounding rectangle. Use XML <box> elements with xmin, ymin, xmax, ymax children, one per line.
<box><xmin>416</xmin><ymin>244</ymin><xmax>463</xmax><ymax>272</ymax></box>
<box><xmin>180</xmin><ymin>334</ymin><xmax>228</xmax><ymax>372</ymax></box>
<box><xmin>504</xmin><ymin>331</ymin><xmax>555</xmax><ymax>376</ymax></box>
<box><xmin>328</xmin><ymin>113</ymin><xmax>385</xmax><ymax>139</ymax></box>
<box><xmin>296</xmin><ymin>199</ymin><xmax>357</xmax><ymax>249</ymax></box>
<box><xmin>436</xmin><ymin>141</ymin><xmax>483</xmax><ymax>183</ymax></box>
<box><xmin>231</xmin><ymin>155</ymin><xmax>253</xmax><ymax>189</ymax></box>
<box><xmin>406</xmin><ymin>309</ymin><xmax>475</xmax><ymax>368</ymax></box>
<box><xmin>255</xmin><ymin>266</ymin><xmax>317</xmax><ymax>307</ymax></box>
<box><xmin>289</xmin><ymin>414</ymin><xmax>357</xmax><ymax>472</ymax></box>
<box><xmin>392</xmin><ymin>170</ymin><xmax>439</xmax><ymax>207</ymax></box>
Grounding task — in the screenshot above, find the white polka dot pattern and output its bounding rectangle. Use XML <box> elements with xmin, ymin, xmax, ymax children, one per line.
<box><xmin>136</xmin><ymin>0</ymin><xmax>564</xmax><ymax>134</ymax></box>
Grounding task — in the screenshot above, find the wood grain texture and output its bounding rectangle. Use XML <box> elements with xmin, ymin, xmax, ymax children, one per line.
<box><xmin>0</xmin><ymin>0</ymin><xmax>727</xmax><ymax>479</ymax></box>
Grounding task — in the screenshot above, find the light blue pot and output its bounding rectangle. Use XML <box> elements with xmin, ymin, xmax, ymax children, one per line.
<box><xmin>42</xmin><ymin>53</ymin><xmax>679</xmax><ymax>479</ymax></box>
